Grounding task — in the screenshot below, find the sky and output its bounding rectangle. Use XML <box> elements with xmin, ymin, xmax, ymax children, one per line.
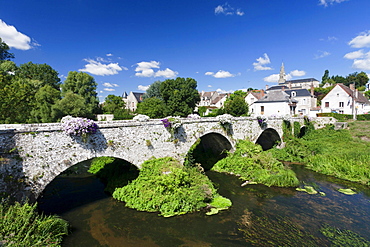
<box><xmin>1</xmin><ymin>0</ymin><xmax>370</xmax><ymax>101</ymax></box>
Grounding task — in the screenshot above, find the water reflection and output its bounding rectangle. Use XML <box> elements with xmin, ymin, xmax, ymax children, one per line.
<box><xmin>38</xmin><ymin>163</ymin><xmax>370</xmax><ymax>246</ymax></box>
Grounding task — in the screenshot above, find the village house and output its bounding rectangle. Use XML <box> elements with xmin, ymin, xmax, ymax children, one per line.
<box><xmin>321</xmin><ymin>83</ymin><xmax>370</xmax><ymax>115</ymax></box>
<box><xmin>122</xmin><ymin>91</ymin><xmax>144</xmax><ymax>112</ymax></box>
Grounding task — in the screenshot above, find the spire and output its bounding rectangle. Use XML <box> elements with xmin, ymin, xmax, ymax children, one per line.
<box><xmin>278</xmin><ymin>62</ymin><xmax>286</xmax><ymax>84</ymax></box>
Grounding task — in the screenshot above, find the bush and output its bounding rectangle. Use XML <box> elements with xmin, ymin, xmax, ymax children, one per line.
<box><xmin>112</xmin><ymin>157</ymin><xmax>229</xmax><ymax>217</ymax></box>
<box><xmin>212</xmin><ymin>140</ymin><xmax>299</xmax><ymax>187</ymax></box>
<box><xmin>0</xmin><ymin>201</ymin><xmax>68</xmax><ymax>246</ymax></box>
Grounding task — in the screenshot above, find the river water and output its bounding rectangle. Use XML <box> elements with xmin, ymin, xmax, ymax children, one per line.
<box><xmin>38</xmin><ymin>161</ymin><xmax>370</xmax><ymax>246</ymax></box>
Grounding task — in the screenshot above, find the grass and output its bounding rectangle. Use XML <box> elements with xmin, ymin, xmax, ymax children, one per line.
<box><xmin>269</xmin><ymin>122</ymin><xmax>370</xmax><ymax>186</ymax></box>
<box><xmin>347</xmin><ymin>120</ymin><xmax>370</xmax><ymax>141</ymax></box>
<box><xmin>212</xmin><ymin>140</ymin><xmax>299</xmax><ymax>187</ymax></box>
<box><xmin>0</xmin><ymin>201</ymin><xmax>68</xmax><ymax>246</ymax></box>
<box><xmin>112</xmin><ymin>157</ymin><xmax>231</xmax><ymax>217</ymax></box>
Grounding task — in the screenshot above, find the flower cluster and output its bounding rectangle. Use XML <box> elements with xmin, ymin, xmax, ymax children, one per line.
<box><xmin>161</xmin><ymin>117</ymin><xmax>182</xmax><ymax>130</ymax></box>
<box><xmin>61</xmin><ymin>116</ymin><xmax>98</xmax><ymax>136</ymax></box>
<box><xmin>187</xmin><ymin>114</ymin><xmax>201</xmax><ymax>119</ymax></box>
<box><xmin>133</xmin><ymin>114</ymin><xmax>150</xmax><ymax>122</ymax></box>
<box><xmin>257</xmin><ymin>115</ymin><xmax>268</xmax><ymax>128</ymax></box>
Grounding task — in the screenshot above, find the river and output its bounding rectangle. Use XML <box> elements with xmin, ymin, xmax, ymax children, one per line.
<box><xmin>37</xmin><ymin>161</ymin><xmax>370</xmax><ymax>246</ymax></box>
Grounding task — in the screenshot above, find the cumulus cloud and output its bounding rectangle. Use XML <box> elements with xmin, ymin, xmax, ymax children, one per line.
<box><xmin>319</xmin><ymin>0</ymin><xmax>348</xmax><ymax>7</ymax></box>
<box><xmin>264</xmin><ymin>70</ymin><xmax>305</xmax><ymax>83</ymax></box>
<box><xmin>0</xmin><ymin>19</ymin><xmax>37</xmax><ymax>50</ymax></box>
<box><xmin>79</xmin><ymin>59</ymin><xmax>126</xmax><ymax>76</ymax></box>
<box><xmin>138</xmin><ymin>85</ymin><xmax>150</xmax><ymax>91</ymax></box>
<box><xmin>344</xmin><ymin>50</ymin><xmax>365</xmax><ymax>60</ymax></box>
<box><xmin>134</xmin><ymin>61</ymin><xmax>178</xmax><ymax>78</ymax></box>
<box><xmin>348</xmin><ymin>31</ymin><xmax>370</xmax><ymax>48</ymax></box>
<box><xmin>253</xmin><ymin>53</ymin><xmax>273</xmax><ymax>71</ymax></box>
<box><xmin>215</xmin><ymin>3</ymin><xmax>244</xmax><ymax>16</ymax></box>
<box><xmin>207</xmin><ymin>85</ymin><xmax>212</xmax><ymax>88</ymax></box>
<box><xmin>104</xmin><ymin>88</ymin><xmax>116</xmax><ymax>92</ymax></box>
<box><xmin>216</xmin><ymin>88</ymin><xmax>234</xmax><ymax>94</ymax></box>
<box><xmin>205</xmin><ymin>70</ymin><xmax>236</xmax><ymax>78</ymax></box>
<box><xmin>314</xmin><ymin>50</ymin><xmax>331</xmax><ymax>59</ymax></box>
<box><xmin>103</xmin><ymin>82</ymin><xmax>119</xmax><ymax>87</ymax></box>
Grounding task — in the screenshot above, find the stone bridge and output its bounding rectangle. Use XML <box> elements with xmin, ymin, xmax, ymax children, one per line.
<box><xmin>0</xmin><ymin>116</ymin><xmax>335</xmax><ymax>201</ymax></box>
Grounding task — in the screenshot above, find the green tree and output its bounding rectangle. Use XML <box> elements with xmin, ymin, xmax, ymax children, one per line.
<box><xmin>17</xmin><ymin>62</ymin><xmax>61</xmax><ymax>90</ymax></box>
<box><xmin>0</xmin><ymin>78</ymin><xmax>36</xmax><ymax>123</ymax></box>
<box><xmin>0</xmin><ymin>38</ymin><xmax>14</xmax><ymax>61</ymax></box>
<box><xmin>223</xmin><ymin>90</ymin><xmax>248</xmax><ymax>116</ymax></box>
<box><xmin>102</xmin><ymin>95</ymin><xmax>125</xmax><ymax>114</ymax></box>
<box><xmin>30</xmin><ymin>85</ymin><xmax>61</xmax><ymax>123</ymax></box>
<box><xmin>321</xmin><ymin>69</ymin><xmax>329</xmax><ymax>86</ymax></box>
<box><xmin>331</xmin><ymin>75</ymin><xmax>346</xmax><ymax>85</ymax></box>
<box><xmin>346</xmin><ymin>72</ymin><xmax>369</xmax><ymax>88</ymax></box>
<box><xmin>143</xmin><ymin>80</ymin><xmax>162</xmax><ymax>100</ymax></box>
<box><xmin>52</xmin><ymin>92</ymin><xmax>89</xmax><ymax>120</ymax></box>
<box><xmin>0</xmin><ymin>61</ymin><xmax>17</xmax><ymax>83</ymax></box>
<box><xmin>62</xmin><ymin>71</ymin><xmax>99</xmax><ymax>118</ymax></box>
<box><xmin>136</xmin><ymin>97</ymin><xmax>167</xmax><ymax>118</ymax></box>
<box><xmin>365</xmin><ymin>90</ymin><xmax>370</xmax><ymax>99</ymax></box>
<box><xmin>160</xmin><ymin>77</ymin><xmax>200</xmax><ymax>117</ymax></box>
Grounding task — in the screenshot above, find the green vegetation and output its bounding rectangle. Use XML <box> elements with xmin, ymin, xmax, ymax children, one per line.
<box><xmin>320</xmin><ymin>224</ymin><xmax>370</xmax><ymax>246</ymax></box>
<box><xmin>0</xmin><ymin>201</ymin><xmax>68</xmax><ymax>246</ymax></box>
<box><xmin>88</xmin><ymin>157</ymin><xmax>140</xmax><ymax>194</ymax></box>
<box><xmin>223</xmin><ymin>90</ymin><xmax>249</xmax><ymax>117</ymax></box>
<box><xmin>269</xmin><ymin>124</ymin><xmax>370</xmax><ymax>185</ymax></box>
<box><xmin>212</xmin><ymin>140</ymin><xmax>299</xmax><ymax>187</ymax></box>
<box><xmin>112</xmin><ymin>157</ymin><xmax>230</xmax><ymax>217</ymax></box>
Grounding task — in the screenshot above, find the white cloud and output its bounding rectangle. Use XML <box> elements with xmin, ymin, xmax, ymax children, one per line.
<box><xmin>205</xmin><ymin>70</ymin><xmax>236</xmax><ymax>78</ymax></box>
<box><xmin>264</xmin><ymin>74</ymin><xmax>279</xmax><ymax>83</ymax></box>
<box><xmin>216</xmin><ymin>88</ymin><xmax>234</xmax><ymax>94</ymax></box>
<box><xmin>352</xmin><ymin>59</ymin><xmax>370</xmax><ymax>70</ymax></box>
<box><xmin>103</xmin><ymin>82</ymin><xmax>119</xmax><ymax>87</ymax></box>
<box><xmin>215</xmin><ymin>3</ymin><xmax>244</xmax><ymax>16</ymax></box>
<box><xmin>348</xmin><ymin>31</ymin><xmax>370</xmax><ymax>48</ymax></box>
<box><xmin>104</xmin><ymin>88</ymin><xmax>116</xmax><ymax>92</ymax></box>
<box><xmin>134</xmin><ymin>61</ymin><xmax>178</xmax><ymax>78</ymax></box>
<box><xmin>319</xmin><ymin>0</ymin><xmax>348</xmax><ymax>7</ymax></box>
<box><xmin>253</xmin><ymin>53</ymin><xmax>273</xmax><ymax>71</ymax></box>
<box><xmin>314</xmin><ymin>50</ymin><xmax>331</xmax><ymax>59</ymax></box>
<box><xmin>138</xmin><ymin>85</ymin><xmax>150</xmax><ymax>91</ymax></box>
<box><xmin>289</xmin><ymin>70</ymin><xmax>306</xmax><ymax>77</ymax></box>
<box><xmin>0</xmin><ymin>19</ymin><xmax>37</xmax><ymax>50</ymax></box>
<box><xmin>207</xmin><ymin>85</ymin><xmax>212</xmax><ymax>88</ymax></box>
<box><xmin>79</xmin><ymin>59</ymin><xmax>126</xmax><ymax>76</ymax></box>
<box><xmin>106</xmin><ymin>53</ymin><xmax>113</xmax><ymax>57</ymax></box>
<box><xmin>344</xmin><ymin>50</ymin><xmax>365</xmax><ymax>60</ymax></box>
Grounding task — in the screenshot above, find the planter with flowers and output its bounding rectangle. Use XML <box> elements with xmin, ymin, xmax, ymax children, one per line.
<box><xmin>61</xmin><ymin>116</ymin><xmax>98</xmax><ymax>142</ymax></box>
<box><xmin>161</xmin><ymin>117</ymin><xmax>182</xmax><ymax>142</ymax></box>
<box><xmin>217</xmin><ymin>114</ymin><xmax>233</xmax><ymax>135</ymax></box>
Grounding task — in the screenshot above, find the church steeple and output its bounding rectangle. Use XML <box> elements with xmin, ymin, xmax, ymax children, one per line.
<box><xmin>278</xmin><ymin>62</ymin><xmax>286</xmax><ymax>85</ymax></box>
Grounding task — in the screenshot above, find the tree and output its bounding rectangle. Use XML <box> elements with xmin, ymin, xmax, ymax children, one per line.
<box><xmin>160</xmin><ymin>77</ymin><xmax>200</xmax><ymax>117</ymax></box>
<box><xmin>345</xmin><ymin>72</ymin><xmax>369</xmax><ymax>88</ymax></box>
<box><xmin>30</xmin><ymin>85</ymin><xmax>61</xmax><ymax>123</ymax></box>
<box><xmin>321</xmin><ymin>69</ymin><xmax>329</xmax><ymax>86</ymax></box>
<box><xmin>0</xmin><ymin>38</ymin><xmax>14</xmax><ymax>61</ymax></box>
<box><xmin>223</xmin><ymin>90</ymin><xmax>248</xmax><ymax>116</ymax></box>
<box><xmin>52</xmin><ymin>92</ymin><xmax>89</xmax><ymax>120</ymax></box>
<box><xmin>0</xmin><ymin>61</ymin><xmax>17</xmax><ymax>83</ymax></box>
<box><xmin>62</xmin><ymin>71</ymin><xmax>99</xmax><ymax>118</ymax></box>
<box><xmin>136</xmin><ymin>97</ymin><xmax>167</xmax><ymax>118</ymax></box>
<box><xmin>17</xmin><ymin>62</ymin><xmax>61</xmax><ymax>90</ymax></box>
<box><xmin>102</xmin><ymin>95</ymin><xmax>125</xmax><ymax>114</ymax></box>
<box><xmin>143</xmin><ymin>80</ymin><xmax>162</xmax><ymax>100</ymax></box>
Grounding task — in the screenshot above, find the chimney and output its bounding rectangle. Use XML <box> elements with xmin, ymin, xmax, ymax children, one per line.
<box><xmin>288</xmin><ymin>81</ymin><xmax>292</xmax><ymax>89</ymax></box>
<box><xmin>310</xmin><ymin>83</ymin><xmax>314</xmax><ymax>96</ymax></box>
<box><xmin>350</xmin><ymin>83</ymin><xmax>355</xmax><ymax>91</ymax></box>
<box><xmin>261</xmin><ymin>90</ymin><xmax>264</xmax><ymax>97</ymax></box>
<box><xmin>282</xmin><ymin>86</ymin><xmax>285</xmax><ymax>91</ymax></box>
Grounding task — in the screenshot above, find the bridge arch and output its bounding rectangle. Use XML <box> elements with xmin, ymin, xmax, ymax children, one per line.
<box><xmin>255</xmin><ymin>128</ymin><xmax>281</xmax><ymax>151</ymax></box>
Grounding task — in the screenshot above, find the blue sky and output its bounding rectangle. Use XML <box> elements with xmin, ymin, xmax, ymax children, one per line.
<box><xmin>1</xmin><ymin>0</ymin><xmax>370</xmax><ymax>101</ymax></box>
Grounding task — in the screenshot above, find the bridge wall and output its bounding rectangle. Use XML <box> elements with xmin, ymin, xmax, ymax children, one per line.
<box><xmin>0</xmin><ymin>117</ymin><xmax>335</xmax><ymax>201</ymax></box>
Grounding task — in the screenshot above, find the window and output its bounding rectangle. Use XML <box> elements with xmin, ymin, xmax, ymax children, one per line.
<box><xmin>261</xmin><ymin>106</ymin><xmax>264</xmax><ymax>115</ymax></box>
<box><xmin>339</xmin><ymin>102</ymin><xmax>344</xmax><ymax>107</ymax></box>
<box><xmin>291</xmin><ymin>91</ymin><xmax>296</xmax><ymax>97</ymax></box>
<box><xmin>325</xmin><ymin>102</ymin><xmax>329</xmax><ymax>108</ymax></box>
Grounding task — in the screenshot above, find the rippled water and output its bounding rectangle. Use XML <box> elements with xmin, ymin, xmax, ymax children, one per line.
<box><xmin>38</xmin><ymin>163</ymin><xmax>370</xmax><ymax>246</ymax></box>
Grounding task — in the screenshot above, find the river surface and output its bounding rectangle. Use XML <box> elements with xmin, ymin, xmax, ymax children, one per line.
<box><xmin>38</xmin><ymin>162</ymin><xmax>370</xmax><ymax>246</ymax></box>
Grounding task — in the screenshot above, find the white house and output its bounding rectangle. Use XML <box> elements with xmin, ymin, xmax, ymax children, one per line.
<box><xmin>122</xmin><ymin>91</ymin><xmax>144</xmax><ymax>112</ymax></box>
<box><xmin>245</xmin><ymin>90</ymin><xmax>265</xmax><ymax>115</ymax></box>
<box><xmin>321</xmin><ymin>84</ymin><xmax>370</xmax><ymax>115</ymax></box>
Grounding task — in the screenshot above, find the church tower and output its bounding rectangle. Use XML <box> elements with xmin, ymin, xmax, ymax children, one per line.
<box><xmin>278</xmin><ymin>62</ymin><xmax>286</xmax><ymax>85</ymax></box>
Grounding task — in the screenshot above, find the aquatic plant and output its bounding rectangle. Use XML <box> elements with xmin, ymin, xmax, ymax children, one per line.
<box><xmin>61</xmin><ymin>115</ymin><xmax>98</xmax><ymax>137</ymax></box>
<box><xmin>212</xmin><ymin>140</ymin><xmax>299</xmax><ymax>187</ymax></box>
<box><xmin>320</xmin><ymin>224</ymin><xmax>370</xmax><ymax>246</ymax></box>
<box><xmin>112</xmin><ymin>157</ymin><xmax>230</xmax><ymax>217</ymax></box>
<box><xmin>0</xmin><ymin>201</ymin><xmax>68</xmax><ymax>246</ymax></box>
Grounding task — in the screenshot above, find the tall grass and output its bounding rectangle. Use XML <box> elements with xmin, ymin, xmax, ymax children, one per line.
<box><xmin>269</xmin><ymin>124</ymin><xmax>370</xmax><ymax>185</ymax></box>
<box><xmin>0</xmin><ymin>201</ymin><xmax>68</xmax><ymax>246</ymax></box>
<box><xmin>212</xmin><ymin>140</ymin><xmax>299</xmax><ymax>187</ymax></box>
